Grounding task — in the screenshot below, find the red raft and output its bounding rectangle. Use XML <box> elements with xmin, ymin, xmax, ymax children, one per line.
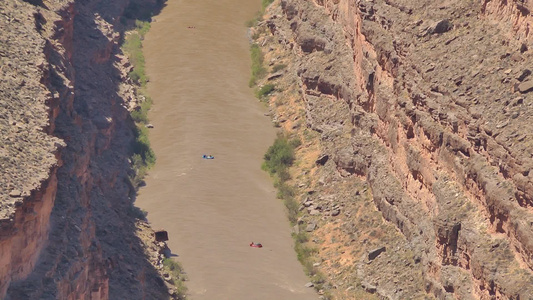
<box><xmin>250</xmin><ymin>242</ymin><xmax>263</xmax><ymax>248</ymax></box>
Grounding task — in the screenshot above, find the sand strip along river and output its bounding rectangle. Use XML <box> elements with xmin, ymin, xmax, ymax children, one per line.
<box><xmin>136</xmin><ymin>0</ymin><xmax>317</xmax><ymax>299</ymax></box>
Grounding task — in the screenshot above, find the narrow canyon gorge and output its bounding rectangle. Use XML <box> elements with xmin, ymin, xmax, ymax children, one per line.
<box><xmin>1</xmin><ymin>0</ymin><xmax>533</xmax><ymax>299</ymax></box>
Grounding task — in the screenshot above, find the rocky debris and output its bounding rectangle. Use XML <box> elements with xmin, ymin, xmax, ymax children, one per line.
<box><xmin>256</xmin><ymin>0</ymin><xmax>533</xmax><ymax>298</ymax></box>
<box><xmin>517</xmin><ymin>69</ymin><xmax>531</xmax><ymax>82</ymax></box>
<box><xmin>518</xmin><ymin>80</ymin><xmax>533</xmax><ymax>93</ymax></box>
<box><xmin>0</xmin><ymin>0</ymin><xmax>71</xmax><ymax>297</ymax></box>
<box><xmin>305</xmin><ymin>222</ymin><xmax>317</xmax><ymax>232</ymax></box>
<box><xmin>155</xmin><ymin>230</ymin><xmax>169</xmax><ymax>242</ymax></box>
<box><xmin>309</xmin><ymin>209</ymin><xmax>320</xmax><ymax>215</ymax></box>
<box><xmin>361</xmin><ymin>281</ymin><xmax>377</xmax><ymax>293</ymax></box>
<box><xmin>8</xmin><ymin>190</ymin><xmax>21</xmax><ymax>198</ymax></box>
<box><xmin>428</xmin><ymin>19</ymin><xmax>453</xmax><ymax>34</ymax></box>
<box><xmin>267</xmin><ymin>71</ymin><xmax>284</xmax><ymax>80</ymax></box>
<box><xmin>315</xmin><ymin>154</ymin><xmax>328</xmax><ymax>166</ymax></box>
<box><xmin>0</xmin><ymin>0</ymin><xmax>66</xmax><ymax>225</ymax></box>
<box><xmin>367</xmin><ymin>246</ymin><xmax>386</xmax><ymax>261</ymax></box>
<box><xmin>136</xmin><ymin>221</ymin><xmax>183</xmax><ymax>299</ymax></box>
<box><xmin>1</xmin><ymin>0</ymin><xmax>174</xmax><ymax>299</ymax></box>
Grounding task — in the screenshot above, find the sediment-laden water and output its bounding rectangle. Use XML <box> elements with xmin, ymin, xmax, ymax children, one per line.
<box><xmin>137</xmin><ymin>0</ymin><xmax>316</xmax><ymax>299</ymax></box>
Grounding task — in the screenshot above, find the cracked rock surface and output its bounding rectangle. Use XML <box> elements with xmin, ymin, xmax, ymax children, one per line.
<box><xmin>255</xmin><ymin>0</ymin><xmax>533</xmax><ymax>298</ymax></box>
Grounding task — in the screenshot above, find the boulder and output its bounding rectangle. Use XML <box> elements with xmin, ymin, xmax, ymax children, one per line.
<box><xmin>518</xmin><ymin>80</ymin><xmax>533</xmax><ymax>93</ymax></box>
<box><xmin>293</xmin><ymin>224</ymin><xmax>300</xmax><ymax>234</ymax></box>
<box><xmin>422</xmin><ymin>19</ymin><xmax>453</xmax><ymax>36</ymax></box>
<box><xmin>368</xmin><ymin>246</ymin><xmax>386</xmax><ymax>261</ymax></box>
<box><xmin>309</xmin><ymin>209</ymin><xmax>320</xmax><ymax>215</ymax></box>
<box><xmin>315</xmin><ymin>154</ymin><xmax>329</xmax><ymax>166</ymax></box>
<box><xmin>267</xmin><ymin>72</ymin><xmax>284</xmax><ymax>80</ymax></box>
<box><xmin>9</xmin><ymin>190</ymin><xmax>21</xmax><ymax>197</ymax></box>
<box><xmin>361</xmin><ymin>281</ymin><xmax>377</xmax><ymax>293</ymax></box>
<box><xmin>432</xmin><ymin>19</ymin><xmax>453</xmax><ymax>34</ymax></box>
<box><xmin>306</xmin><ymin>223</ymin><xmax>317</xmax><ymax>232</ymax></box>
<box><xmin>155</xmin><ymin>230</ymin><xmax>169</xmax><ymax>242</ymax></box>
<box><xmin>517</xmin><ymin>69</ymin><xmax>531</xmax><ymax>82</ymax></box>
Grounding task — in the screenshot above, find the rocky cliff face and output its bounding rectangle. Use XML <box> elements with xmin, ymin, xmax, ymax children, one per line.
<box><xmin>256</xmin><ymin>0</ymin><xmax>533</xmax><ymax>298</ymax></box>
<box><xmin>1</xmin><ymin>0</ymin><xmax>172</xmax><ymax>299</ymax></box>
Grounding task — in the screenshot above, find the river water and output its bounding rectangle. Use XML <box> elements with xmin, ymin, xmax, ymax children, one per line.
<box><xmin>137</xmin><ymin>0</ymin><xmax>316</xmax><ymax>299</ymax></box>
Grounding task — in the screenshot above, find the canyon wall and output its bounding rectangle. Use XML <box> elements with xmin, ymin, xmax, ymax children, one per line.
<box><xmin>1</xmin><ymin>0</ymin><xmax>172</xmax><ymax>299</ymax></box>
<box><xmin>257</xmin><ymin>0</ymin><xmax>533</xmax><ymax>298</ymax></box>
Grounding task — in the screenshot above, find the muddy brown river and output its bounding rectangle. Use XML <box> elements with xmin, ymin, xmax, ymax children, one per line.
<box><xmin>136</xmin><ymin>0</ymin><xmax>316</xmax><ymax>299</ymax></box>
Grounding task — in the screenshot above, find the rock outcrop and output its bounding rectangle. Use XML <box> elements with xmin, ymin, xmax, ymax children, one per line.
<box><xmin>1</xmin><ymin>0</ymin><xmax>175</xmax><ymax>299</ymax></box>
<box><xmin>256</xmin><ymin>0</ymin><xmax>533</xmax><ymax>298</ymax></box>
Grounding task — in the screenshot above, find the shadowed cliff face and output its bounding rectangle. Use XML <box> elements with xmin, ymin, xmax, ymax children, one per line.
<box><xmin>1</xmin><ymin>0</ymin><xmax>171</xmax><ymax>299</ymax></box>
<box><xmin>255</xmin><ymin>0</ymin><xmax>533</xmax><ymax>298</ymax></box>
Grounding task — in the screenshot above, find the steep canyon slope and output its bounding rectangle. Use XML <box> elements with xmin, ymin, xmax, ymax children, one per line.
<box><xmin>1</xmin><ymin>0</ymin><xmax>175</xmax><ymax>299</ymax></box>
<box><xmin>255</xmin><ymin>0</ymin><xmax>533</xmax><ymax>298</ymax></box>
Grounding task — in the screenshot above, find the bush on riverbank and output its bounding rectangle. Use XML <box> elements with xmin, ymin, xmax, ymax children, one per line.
<box><xmin>261</xmin><ymin>113</ymin><xmax>330</xmax><ymax>298</ymax></box>
<box><xmin>131</xmin><ymin>95</ymin><xmax>153</xmax><ymax>123</ymax></box>
<box><xmin>120</xmin><ymin>5</ymin><xmax>189</xmax><ymax>299</ymax></box>
<box><xmin>123</xmin><ymin>20</ymin><xmax>151</xmax><ymax>87</ymax></box>
<box><xmin>256</xmin><ymin>83</ymin><xmax>275</xmax><ymax>99</ymax></box>
<box><xmin>249</xmin><ymin>44</ymin><xmax>266</xmax><ymax>87</ymax></box>
<box><xmin>262</xmin><ymin>135</ymin><xmax>303</xmax><ymax>223</ymax></box>
<box><xmin>121</xmin><ymin>19</ymin><xmax>157</xmax><ymax>190</ymax></box>
<box><xmin>163</xmin><ymin>258</ymin><xmax>188</xmax><ymax>299</ymax></box>
<box><xmin>262</xmin><ymin>135</ymin><xmax>296</xmax><ymax>174</ymax></box>
<box><xmin>262</xmin><ymin>0</ymin><xmax>275</xmax><ymax>9</ymax></box>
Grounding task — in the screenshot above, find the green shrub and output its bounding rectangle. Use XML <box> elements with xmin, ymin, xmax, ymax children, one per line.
<box><xmin>256</xmin><ymin>84</ymin><xmax>275</xmax><ymax>98</ymax></box>
<box><xmin>133</xmin><ymin>125</ymin><xmax>156</xmax><ymax>167</ymax></box>
<box><xmin>122</xmin><ymin>23</ymin><xmax>156</xmax><ymax>190</ymax></box>
<box><xmin>262</xmin><ymin>136</ymin><xmax>299</xmax><ymax>222</ymax></box>
<box><xmin>283</xmin><ymin>196</ymin><xmax>299</xmax><ymax>224</ymax></box>
<box><xmin>249</xmin><ymin>44</ymin><xmax>266</xmax><ymax>87</ymax></box>
<box><xmin>131</xmin><ymin>108</ymin><xmax>147</xmax><ymax>124</ymax></box>
<box><xmin>262</xmin><ymin>0</ymin><xmax>275</xmax><ymax>10</ymax></box>
<box><xmin>272</xmin><ymin>64</ymin><xmax>287</xmax><ymax>72</ymax></box>
<box><xmin>289</xmin><ymin>137</ymin><xmax>302</xmax><ymax>148</ymax></box>
<box><xmin>131</xmin><ymin>94</ymin><xmax>152</xmax><ymax>124</ymax></box>
<box><xmin>262</xmin><ymin>136</ymin><xmax>295</xmax><ymax>175</ymax></box>
<box><xmin>277</xmin><ymin>167</ymin><xmax>291</xmax><ymax>182</ymax></box>
<box><xmin>163</xmin><ymin>258</ymin><xmax>188</xmax><ymax>299</ymax></box>
<box><xmin>122</xmin><ymin>24</ymin><xmax>150</xmax><ymax>88</ymax></box>
<box><xmin>295</xmin><ymin>242</ymin><xmax>317</xmax><ymax>266</ymax></box>
<box><xmin>135</xmin><ymin>20</ymin><xmax>151</xmax><ymax>37</ymax></box>
<box><xmin>294</xmin><ymin>231</ymin><xmax>309</xmax><ymax>244</ymax></box>
<box><xmin>277</xmin><ymin>182</ymin><xmax>295</xmax><ymax>199</ymax></box>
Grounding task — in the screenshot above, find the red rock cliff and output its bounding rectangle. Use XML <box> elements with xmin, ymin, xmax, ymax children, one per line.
<box><xmin>257</xmin><ymin>0</ymin><xmax>533</xmax><ymax>298</ymax></box>
<box><xmin>1</xmin><ymin>0</ymin><xmax>170</xmax><ymax>299</ymax></box>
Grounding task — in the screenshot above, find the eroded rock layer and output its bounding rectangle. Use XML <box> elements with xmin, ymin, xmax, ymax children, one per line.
<box><xmin>256</xmin><ymin>0</ymin><xmax>533</xmax><ymax>298</ymax></box>
<box><xmin>1</xmin><ymin>0</ymin><xmax>173</xmax><ymax>299</ymax></box>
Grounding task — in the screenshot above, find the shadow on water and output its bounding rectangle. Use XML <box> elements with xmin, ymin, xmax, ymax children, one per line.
<box><xmin>6</xmin><ymin>0</ymin><xmax>175</xmax><ymax>299</ymax></box>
